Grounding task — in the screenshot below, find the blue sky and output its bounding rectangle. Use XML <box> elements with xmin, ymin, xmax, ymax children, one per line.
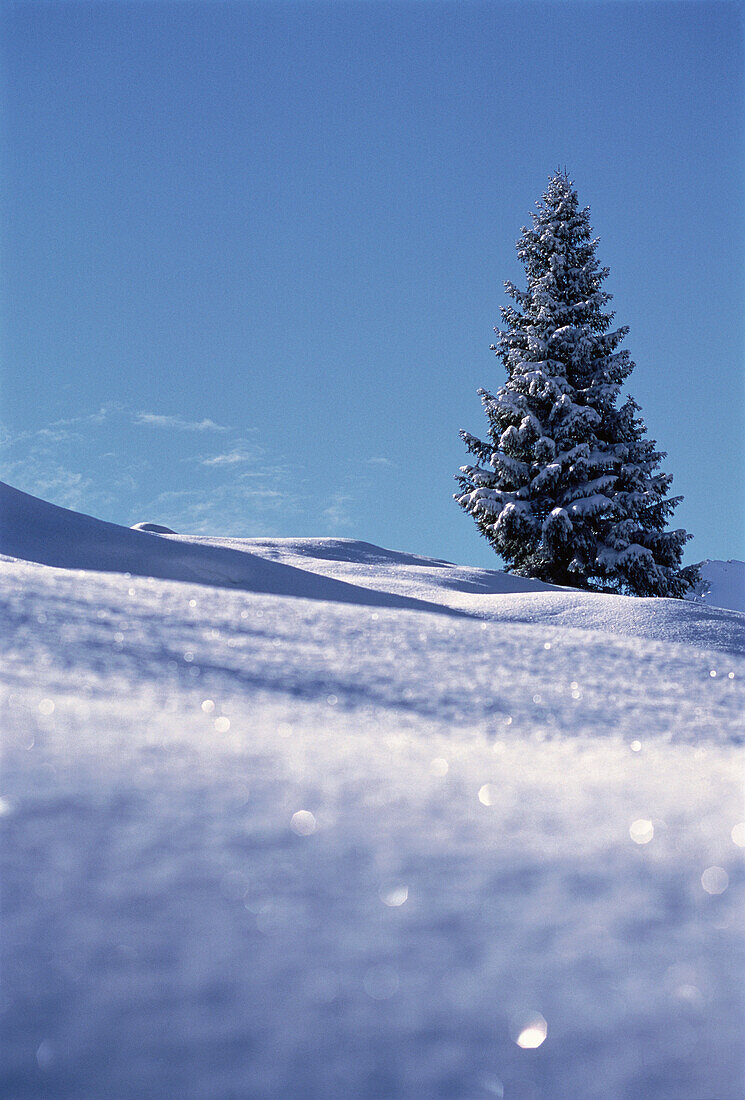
<box><xmin>1</xmin><ymin>1</ymin><xmax>743</xmax><ymax>568</ymax></box>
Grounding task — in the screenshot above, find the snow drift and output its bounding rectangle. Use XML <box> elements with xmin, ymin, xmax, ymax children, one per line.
<box><xmin>0</xmin><ymin>481</ymin><xmax>469</xmax><ymax>616</ymax></box>
<box><xmin>1</xmin><ymin>481</ymin><xmax>742</xmax><ymax>653</ymax></box>
<box><xmin>1</xmin><ymin>482</ymin><xmax>743</xmax><ymax>1099</ymax></box>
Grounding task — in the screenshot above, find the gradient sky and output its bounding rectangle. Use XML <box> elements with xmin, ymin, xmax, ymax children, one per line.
<box><xmin>1</xmin><ymin>0</ymin><xmax>743</xmax><ymax>568</ymax></box>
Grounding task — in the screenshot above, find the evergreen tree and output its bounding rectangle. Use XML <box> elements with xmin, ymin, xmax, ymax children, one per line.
<box><xmin>455</xmin><ymin>171</ymin><xmax>700</xmax><ymax>597</ymax></box>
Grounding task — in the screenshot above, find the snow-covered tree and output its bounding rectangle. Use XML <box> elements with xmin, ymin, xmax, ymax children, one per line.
<box><xmin>455</xmin><ymin>171</ymin><xmax>700</xmax><ymax>597</ymax></box>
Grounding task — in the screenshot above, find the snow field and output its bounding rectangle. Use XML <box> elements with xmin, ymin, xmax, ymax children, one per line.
<box><xmin>1</xmin><ymin>549</ymin><xmax>744</xmax><ymax>1098</ymax></box>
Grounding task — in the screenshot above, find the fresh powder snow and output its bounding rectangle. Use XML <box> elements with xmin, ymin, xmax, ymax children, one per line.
<box><xmin>1</xmin><ymin>481</ymin><xmax>743</xmax><ymax>1098</ymax></box>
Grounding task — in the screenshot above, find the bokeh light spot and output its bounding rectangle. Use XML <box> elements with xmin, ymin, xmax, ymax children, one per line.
<box><xmin>701</xmin><ymin>866</ymin><xmax>728</xmax><ymax>895</ymax></box>
<box><xmin>478</xmin><ymin>784</ymin><xmax>497</xmax><ymax>807</ymax></box>
<box><xmin>515</xmin><ymin>1014</ymin><xmax>547</xmax><ymax>1049</ymax></box>
<box><xmin>630</xmin><ymin>819</ymin><xmax>654</xmax><ymax>845</ymax></box>
<box><xmin>379</xmin><ymin>885</ymin><xmax>408</xmax><ymax>907</ymax></box>
<box><xmin>363</xmin><ymin>964</ymin><xmax>399</xmax><ymax>1000</ymax></box>
<box><xmin>291</xmin><ymin>810</ymin><xmax>316</xmax><ymax>836</ymax></box>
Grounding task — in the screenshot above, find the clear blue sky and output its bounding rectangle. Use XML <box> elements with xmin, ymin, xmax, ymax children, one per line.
<box><xmin>1</xmin><ymin>1</ymin><xmax>743</xmax><ymax>567</ymax></box>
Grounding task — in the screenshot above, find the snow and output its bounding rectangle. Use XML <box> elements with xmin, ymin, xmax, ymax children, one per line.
<box><xmin>130</xmin><ymin>521</ymin><xmax>177</xmax><ymax>534</ymax></box>
<box><xmin>1</xmin><ymin>481</ymin><xmax>744</xmax><ymax>1098</ymax></box>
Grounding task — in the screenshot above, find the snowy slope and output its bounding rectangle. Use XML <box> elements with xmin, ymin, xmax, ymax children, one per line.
<box><xmin>2</xmin><ymin>481</ymin><xmax>742</xmax><ymax>653</ymax></box>
<box><xmin>1</xmin><ymin>483</ymin><xmax>744</xmax><ymax>1099</ymax></box>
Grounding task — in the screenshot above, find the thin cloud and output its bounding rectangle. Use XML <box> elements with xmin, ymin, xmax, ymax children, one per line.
<box><xmin>323</xmin><ymin>492</ymin><xmax>355</xmax><ymax>532</ymax></box>
<box><xmin>366</xmin><ymin>456</ymin><xmax>393</xmax><ymax>467</ymax></box>
<box><xmin>142</xmin><ymin>482</ymin><xmax>291</xmax><ymax>536</ymax></box>
<box><xmin>0</xmin><ymin>454</ymin><xmax>113</xmax><ymax>513</ymax></box>
<box><xmin>1</xmin><ymin>404</ymin><xmax>353</xmax><ymax>539</ymax></box>
<box><xmin>201</xmin><ymin>449</ymin><xmax>257</xmax><ymax>467</ymax></box>
<box><xmin>135</xmin><ymin>413</ymin><xmax>231</xmax><ymax>432</ymax></box>
<box><xmin>49</xmin><ymin>403</ymin><xmax>124</xmax><ymax>429</ymax></box>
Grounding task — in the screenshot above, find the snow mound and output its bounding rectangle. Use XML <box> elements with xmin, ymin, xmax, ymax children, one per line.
<box><xmin>130</xmin><ymin>521</ymin><xmax>177</xmax><ymax>534</ymax></box>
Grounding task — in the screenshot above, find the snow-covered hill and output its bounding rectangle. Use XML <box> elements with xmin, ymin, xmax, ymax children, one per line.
<box><xmin>1</xmin><ymin>482</ymin><xmax>743</xmax><ymax>1098</ymax></box>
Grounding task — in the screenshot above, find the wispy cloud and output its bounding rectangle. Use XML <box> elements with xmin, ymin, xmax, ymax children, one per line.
<box><xmin>323</xmin><ymin>492</ymin><xmax>355</xmax><ymax>532</ymax></box>
<box><xmin>0</xmin><ymin>452</ymin><xmax>111</xmax><ymax>513</ymax></box>
<box><xmin>0</xmin><ymin>403</ymin><xmax>370</xmax><ymax>540</ymax></box>
<box><xmin>143</xmin><ymin>481</ymin><xmax>291</xmax><ymax>536</ymax></box>
<box><xmin>0</xmin><ymin>404</ymin><xmax>148</xmax><ymax>517</ymax></box>
<box><xmin>48</xmin><ymin>403</ymin><xmax>123</xmax><ymax>430</ymax></box>
<box><xmin>134</xmin><ymin>413</ymin><xmax>231</xmax><ymax>432</ymax></box>
<box><xmin>201</xmin><ymin>448</ymin><xmax>258</xmax><ymax>467</ymax></box>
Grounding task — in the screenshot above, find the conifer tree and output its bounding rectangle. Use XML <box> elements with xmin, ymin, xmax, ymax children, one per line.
<box><xmin>455</xmin><ymin>171</ymin><xmax>699</xmax><ymax>597</ymax></box>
